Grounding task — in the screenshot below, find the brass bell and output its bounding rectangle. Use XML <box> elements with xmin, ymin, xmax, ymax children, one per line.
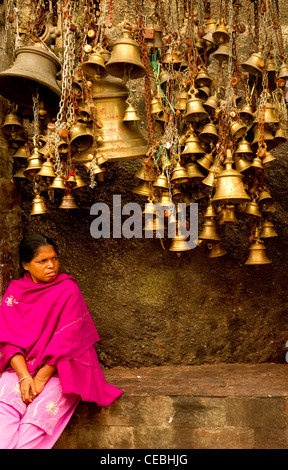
<box><xmin>234</xmin><ymin>155</ymin><xmax>251</xmax><ymax>173</ymax></box>
<box><xmin>203</xmin><ymin>94</ymin><xmax>219</xmax><ymax>114</ymax></box>
<box><xmin>171</xmin><ymin>160</ymin><xmax>190</xmax><ymax>184</ymax></box>
<box><xmin>123</xmin><ymin>102</ymin><xmax>141</xmax><ymax>121</ymax></box>
<box><xmin>185</xmin><ymin>162</ymin><xmax>204</xmax><ymax>181</ymax></box>
<box><xmin>278</xmin><ymin>62</ymin><xmax>288</xmax><ymax>80</ymax></box>
<box><xmin>13</xmin><ymin>166</ymin><xmax>26</xmax><ymax>179</ymax></box>
<box><xmin>243</xmin><ymin>200</ymin><xmax>261</xmax><ymax>218</ymax></box>
<box><xmin>0</xmin><ymin>44</ymin><xmax>61</xmax><ymax>108</ymax></box>
<box><xmin>274</xmin><ymin>127</ymin><xmax>287</xmax><ymax>145</ymax></box>
<box><xmin>241</xmin><ymin>51</ymin><xmax>264</xmax><ymax>77</ymax></box>
<box><xmin>169</xmin><ymin>231</ymin><xmax>192</xmax><ymax>253</ymax></box>
<box><xmin>203</xmin><ymin>16</ymin><xmax>217</xmax><ymax>42</ymax></box>
<box><xmin>212</xmin><ymin>149</ymin><xmax>251</xmax><ymax>204</ymax></box>
<box><xmin>204</xmin><ymin>204</ymin><xmax>217</xmax><ymax>218</ymax></box>
<box><xmin>184</xmin><ymin>91</ymin><xmax>208</xmax><ymax>122</ymax></box>
<box><xmin>13</xmin><ymin>144</ymin><xmax>30</xmax><ymax>161</ymax></box>
<box><xmin>58</xmin><ymin>140</ymin><xmax>69</xmax><ymax>154</ymax></box>
<box><xmin>212</xmin><ymin>19</ymin><xmax>230</xmax><ymax>44</ymax></box>
<box><xmin>260</xmin><ymin>220</ymin><xmax>278</xmax><ymax>238</ymax></box>
<box><xmin>198</xmin><ymin>219</ymin><xmax>221</xmax><ymax>244</ymax></box>
<box><xmin>158</xmin><ymin>191</ymin><xmax>172</xmax><ymax>207</ymax></box>
<box><xmin>143</xmin><ymin>214</ymin><xmax>164</xmax><ymax>233</ymax></box>
<box><xmin>262</xmin><ymin>151</ymin><xmax>276</xmax><ymax>166</ymax></box>
<box><xmin>162</xmin><ymin>47</ymin><xmax>182</xmax><ymax>66</ymax></box>
<box><xmin>194</xmin><ymin>69</ymin><xmax>213</xmax><ymax>88</ymax></box>
<box><xmin>235</xmin><ymin>138</ymin><xmax>253</xmax><ymax>155</ymax></box>
<box><xmin>198</xmin><ymin>121</ymin><xmax>218</xmax><ymax>143</ymax></box>
<box><xmin>135</xmin><ymin>164</ymin><xmax>157</xmax><ymax>181</ymax></box>
<box><xmin>30</xmin><ymin>191</ymin><xmax>49</xmax><ymax>215</ymax></box>
<box><xmin>106</xmin><ymin>28</ymin><xmax>146</xmax><ymax>80</ymax></box>
<box><xmin>37</xmin><ymin>158</ymin><xmax>56</xmax><ymax>178</ymax></box>
<box><xmin>251</xmin><ymin>156</ymin><xmax>263</xmax><ymax>169</ymax></box>
<box><xmin>251</xmin><ymin>125</ymin><xmax>276</xmax><ymax>151</ymax></box>
<box><xmin>219</xmin><ymin>204</ymin><xmax>238</xmax><ymax>224</ymax></box>
<box><xmin>202</xmin><ymin>160</ymin><xmax>223</xmax><ymax>187</ymax></box>
<box><xmin>73</xmin><ymin>149</ymin><xmax>94</xmax><ymax>165</ymax></box>
<box><xmin>132</xmin><ymin>180</ymin><xmax>153</xmax><ymax>197</ymax></box>
<box><xmin>23</xmin><ymin>147</ymin><xmax>43</xmax><ymax>180</ymax></box>
<box><xmin>230</xmin><ymin>120</ymin><xmax>247</xmax><ymax>141</ymax></box>
<box><xmin>239</xmin><ymin>104</ymin><xmax>254</xmax><ymax>125</ymax></box>
<box><xmin>245</xmin><ymin>239</ymin><xmax>271</xmax><ymax>265</ymax></box>
<box><xmin>150</xmin><ymin>96</ymin><xmax>163</xmax><ymax>114</ymax></box>
<box><xmin>253</xmin><ymin>102</ymin><xmax>279</xmax><ymax>124</ymax></box>
<box><xmin>59</xmin><ymin>192</ymin><xmax>78</xmax><ymax>209</ymax></box>
<box><xmin>49</xmin><ymin>175</ymin><xmax>67</xmax><ymax>190</ymax></box>
<box><xmin>74</xmin><ymin>172</ymin><xmax>87</xmax><ymax>189</ymax></box>
<box><xmin>208</xmin><ymin>242</ymin><xmax>227</xmax><ymax>258</ymax></box>
<box><xmin>197</xmin><ymin>152</ymin><xmax>214</xmax><ymax>171</ymax></box>
<box><xmin>196</xmin><ymin>86</ymin><xmax>210</xmax><ymax>101</ymax></box>
<box><xmin>175</xmin><ymin>89</ymin><xmax>189</xmax><ymax>111</ymax></box>
<box><xmin>266</xmin><ymin>56</ymin><xmax>276</xmax><ymax>74</ymax></box>
<box><xmin>81</xmin><ymin>51</ymin><xmax>108</xmax><ymax>79</ymax></box>
<box><xmin>211</xmin><ymin>43</ymin><xmax>231</xmax><ymax>62</ymax></box>
<box><xmin>2</xmin><ymin>112</ymin><xmax>24</xmax><ymax>138</ymax></box>
<box><xmin>78</xmin><ymin>102</ymin><xmax>92</xmax><ymax>123</ymax></box>
<box><xmin>258</xmin><ymin>189</ymin><xmax>274</xmax><ymax>207</ymax></box>
<box><xmin>70</xmin><ymin>123</ymin><xmax>93</xmax><ymax>152</ymax></box>
<box><xmin>181</xmin><ymin>132</ymin><xmax>205</xmax><ymax>156</ymax></box>
<box><xmin>142</xmin><ymin>201</ymin><xmax>156</xmax><ymax>217</ymax></box>
<box><xmin>153</xmin><ymin>169</ymin><xmax>169</xmax><ymax>189</ymax></box>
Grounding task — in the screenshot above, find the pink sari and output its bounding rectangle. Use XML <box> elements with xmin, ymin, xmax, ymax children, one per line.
<box><xmin>0</xmin><ymin>272</ymin><xmax>122</xmax><ymax>404</ymax></box>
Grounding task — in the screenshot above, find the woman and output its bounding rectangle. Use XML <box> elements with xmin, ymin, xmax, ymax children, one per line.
<box><xmin>0</xmin><ymin>233</ymin><xmax>122</xmax><ymax>449</ymax></box>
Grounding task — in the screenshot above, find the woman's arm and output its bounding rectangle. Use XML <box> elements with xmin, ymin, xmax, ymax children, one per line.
<box><xmin>10</xmin><ymin>353</ymin><xmax>36</xmax><ymax>404</ymax></box>
<box><xmin>34</xmin><ymin>364</ymin><xmax>57</xmax><ymax>395</ymax></box>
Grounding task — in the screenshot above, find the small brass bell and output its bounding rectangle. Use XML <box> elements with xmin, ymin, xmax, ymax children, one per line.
<box><xmin>278</xmin><ymin>62</ymin><xmax>288</xmax><ymax>80</ymax></box>
<box><xmin>59</xmin><ymin>192</ymin><xmax>78</xmax><ymax>209</ymax></box>
<box><xmin>73</xmin><ymin>149</ymin><xmax>94</xmax><ymax>165</ymax></box>
<box><xmin>135</xmin><ymin>164</ymin><xmax>157</xmax><ymax>181</ymax></box>
<box><xmin>202</xmin><ymin>160</ymin><xmax>223</xmax><ymax>187</ymax></box>
<box><xmin>153</xmin><ymin>169</ymin><xmax>169</xmax><ymax>189</ymax></box>
<box><xmin>181</xmin><ymin>132</ymin><xmax>205</xmax><ymax>156</ymax></box>
<box><xmin>198</xmin><ymin>219</ymin><xmax>221</xmax><ymax>244</ymax></box>
<box><xmin>258</xmin><ymin>189</ymin><xmax>274</xmax><ymax>207</ymax></box>
<box><xmin>204</xmin><ymin>204</ymin><xmax>217</xmax><ymax>218</ymax></box>
<box><xmin>239</xmin><ymin>104</ymin><xmax>254</xmax><ymax>125</ymax></box>
<box><xmin>212</xmin><ymin>19</ymin><xmax>230</xmax><ymax>44</ymax></box>
<box><xmin>49</xmin><ymin>175</ymin><xmax>67</xmax><ymax>190</ymax></box>
<box><xmin>2</xmin><ymin>112</ymin><xmax>24</xmax><ymax>138</ymax></box>
<box><xmin>78</xmin><ymin>102</ymin><xmax>92</xmax><ymax>123</ymax></box>
<box><xmin>175</xmin><ymin>89</ymin><xmax>189</xmax><ymax>111</ymax></box>
<box><xmin>142</xmin><ymin>201</ymin><xmax>156</xmax><ymax>217</ymax></box>
<box><xmin>274</xmin><ymin>127</ymin><xmax>287</xmax><ymax>145</ymax></box>
<box><xmin>143</xmin><ymin>214</ymin><xmax>164</xmax><ymax>233</ymax></box>
<box><xmin>260</xmin><ymin>220</ymin><xmax>278</xmax><ymax>238</ymax></box>
<box><xmin>158</xmin><ymin>191</ymin><xmax>171</xmax><ymax>206</ymax></box>
<box><xmin>245</xmin><ymin>239</ymin><xmax>271</xmax><ymax>265</ymax></box>
<box><xmin>235</xmin><ymin>138</ymin><xmax>253</xmax><ymax>155</ymax></box>
<box><xmin>132</xmin><ymin>180</ymin><xmax>153</xmax><ymax>196</ymax></box>
<box><xmin>253</xmin><ymin>102</ymin><xmax>279</xmax><ymax>125</ymax></box>
<box><xmin>234</xmin><ymin>155</ymin><xmax>251</xmax><ymax>173</ymax></box>
<box><xmin>203</xmin><ymin>16</ymin><xmax>217</xmax><ymax>43</ymax></box>
<box><xmin>185</xmin><ymin>162</ymin><xmax>204</xmax><ymax>182</ymax></box>
<box><xmin>251</xmin><ymin>125</ymin><xmax>276</xmax><ymax>151</ymax></box>
<box><xmin>203</xmin><ymin>94</ymin><xmax>219</xmax><ymax>114</ymax></box>
<box><xmin>230</xmin><ymin>120</ymin><xmax>247</xmax><ymax>141</ymax></box>
<box><xmin>194</xmin><ymin>69</ymin><xmax>213</xmax><ymax>88</ymax></box>
<box><xmin>13</xmin><ymin>145</ymin><xmax>30</xmax><ymax>161</ymax></box>
<box><xmin>211</xmin><ymin>43</ymin><xmax>231</xmax><ymax>63</ymax></box>
<box><xmin>123</xmin><ymin>102</ymin><xmax>141</xmax><ymax>121</ymax></box>
<box><xmin>150</xmin><ymin>96</ymin><xmax>163</xmax><ymax>114</ymax></box>
<box><xmin>169</xmin><ymin>231</ymin><xmax>192</xmax><ymax>253</ymax></box>
<box><xmin>208</xmin><ymin>242</ymin><xmax>227</xmax><ymax>258</ymax></box>
<box><xmin>262</xmin><ymin>151</ymin><xmax>276</xmax><ymax>166</ymax></box>
<box><xmin>171</xmin><ymin>160</ymin><xmax>190</xmax><ymax>184</ymax></box>
<box><xmin>219</xmin><ymin>204</ymin><xmax>238</xmax><ymax>224</ymax></box>
<box><xmin>70</xmin><ymin>123</ymin><xmax>93</xmax><ymax>152</ymax></box>
<box><xmin>106</xmin><ymin>28</ymin><xmax>146</xmax><ymax>80</ymax></box>
<box><xmin>74</xmin><ymin>172</ymin><xmax>87</xmax><ymax>189</ymax></box>
<box><xmin>37</xmin><ymin>158</ymin><xmax>56</xmax><ymax>178</ymax></box>
<box><xmin>13</xmin><ymin>166</ymin><xmax>26</xmax><ymax>178</ymax></box>
<box><xmin>197</xmin><ymin>152</ymin><xmax>214</xmax><ymax>171</ymax></box>
<box><xmin>81</xmin><ymin>51</ymin><xmax>108</xmax><ymax>79</ymax></box>
<box><xmin>198</xmin><ymin>121</ymin><xmax>218</xmax><ymax>143</ymax></box>
<box><xmin>241</xmin><ymin>51</ymin><xmax>264</xmax><ymax>77</ymax></box>
<box><xmin>23</xmin><ymin>148</ymin><xmax>43</xmax><ymax>180</ymax></box>
<box><xmin>184</xmin><ymin>91</ymin><xmax>208</xmax><ymax>122</ymax></box>
<box><xmin>162</xmin><ymin>47</ymin><xmax>182</xmax><ymax>66</ymax></box>
<box><xmin>30</xmin><ymin>191</ymin><xmax>49</xmax><ymax>215</ymax></box>
<box><xmin>212</xmin><ymin>149</ymin><xmax>251</xmax><ymax>204</ymax></box>
<box><xmin>243</xmin><ymin>200</ymin><xmax>261</xmax><ymax>218</ymax></box>
<box><xmin>251</xmin><ymin>156</ymin><xmax>263</xmax><ymax>169</ymax></box>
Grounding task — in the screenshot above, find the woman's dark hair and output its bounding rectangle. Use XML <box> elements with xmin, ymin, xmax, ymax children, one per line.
<box><xmin>19</xmin><ymin>233</ymin><xmax>59</xmax><ymax>274</ymax></box>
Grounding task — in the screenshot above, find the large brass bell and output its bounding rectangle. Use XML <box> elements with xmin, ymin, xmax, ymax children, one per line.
<box><xmin>251</xmin><ymin>125</ymin><xmax>276</xmax><ymax>151</ymax></box>
<box><xmin>81</xmin><ymin>50</ymin><xmax>108</xmax><ymax>79</ymax></box>
<box><xmin>198</xmin><ymin>219</ymin><xmax>221</xmax><ymax>244</ymax></box>
<box><xmin>23</xmin><ymin>147</ymin><xmax>43</xmax><ymax>179</ymax></box>
<box><xmin>0</xmin><ymin>44</ymin><xmax>61</xmax><ymax>108</ymax></box>
<box><xmin>2</xmin><ymin>112</ymin><xmax>24</xmax><ymax>138</ymax></box>
<box><xmin>241</xmin><ymin>51</ymin><xmax>264</xmax><ymax>77</ymax></box>
<box><xmin>70</xmin><ymin>123</ymin><xmax>93</xmax><ymax>152</ymax></box>
<box><xmin>185</xmin><ymin>162</ymin><xmax>204</xmax><ymax>181</ymax></box>
<box><xmin>132</xmin><ymin>180</ymin><xmax>153</xmax><ymax>196</ymax></box>
<box><xmin>91</xmin><ymin>76</ymin><xmax>147</xmax><ymax>160</ymax></box>
<box><xmin>245</xmin><ymin>239</ymin><xmax>271</xmax><ymax>265</ymax></box>
<box><xmin>59</xmin><ymin>192</ymin><xmax>78</xmax><ymax>209</ymax></box>
<box><xmin>135</xmin><ymin>164</ymin><xmax>157</xmax><ymax>181</ymax></box>
<box><xmin>212</xmin><ymin>149</ymin><xmax>251</xmax><ymax>204</ymax></box>
<box><xmin>260</xmin><ymin>220</ymin><xmax>278</xmax><ymax>238</ymax></box>
<box><xmin>30</xmin><ymin>191</ymin><xmax>49</xmax><ymax>215</ymax></box>
<box><xmin>105</xmin><ymin>28</ymin><xmax>146</xmax><ymax>81</ymax></box>
<box><xmin>184</xmin><ymin>91</ymin><xmax>208</xmax><ymax>122</ymax></box>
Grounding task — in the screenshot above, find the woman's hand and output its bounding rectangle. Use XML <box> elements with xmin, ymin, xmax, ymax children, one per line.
<box><xmin>19</xmin><ymin>376</ymin><xmax>37</xmax><ymax>404</ymax></box>
<box><xmin>33</xmin><ymin>376</ymin><xmax>46</xmax><ymax>396</ymax></box>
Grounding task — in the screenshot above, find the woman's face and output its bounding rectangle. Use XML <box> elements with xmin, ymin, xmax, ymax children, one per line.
<box><xmin>22</xmin><ymin>245</ymin><xmax>59</xmax><ymax>283</ymax></box>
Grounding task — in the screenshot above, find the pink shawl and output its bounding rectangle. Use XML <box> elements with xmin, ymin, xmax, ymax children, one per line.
<box><xmin>0</xmin><ymin>272</ymin><xmax>122</xmax><ymax>405</ymax></box>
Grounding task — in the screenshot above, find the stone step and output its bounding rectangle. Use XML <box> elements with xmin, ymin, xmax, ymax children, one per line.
<box><xmin>54</xmin><ymin>363</ymin><xmax>288</xmax><ymax>449</ymax></box>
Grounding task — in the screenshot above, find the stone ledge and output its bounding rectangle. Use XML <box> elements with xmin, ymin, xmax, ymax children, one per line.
<box><xmin>54</xmin><ymin>364</ymin><xmax>288</xmax><ymax>449</ymax></box>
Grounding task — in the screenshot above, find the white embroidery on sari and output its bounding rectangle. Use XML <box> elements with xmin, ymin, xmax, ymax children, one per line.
<box><xmin>54</xmin><ymin>311</ymin><xmax>89</xmax><ymax>335</ymax></box>
<box><xmin>5</xmin><ymin>295</ymin><xmax>18</xmax><ymax>307</ymax></box>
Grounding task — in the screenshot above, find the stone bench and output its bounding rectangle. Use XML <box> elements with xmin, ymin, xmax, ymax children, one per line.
<box><xmin>54</xmin><ymin>363</ymin><xmax>288</xmax><ymax>449</ymax></box>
